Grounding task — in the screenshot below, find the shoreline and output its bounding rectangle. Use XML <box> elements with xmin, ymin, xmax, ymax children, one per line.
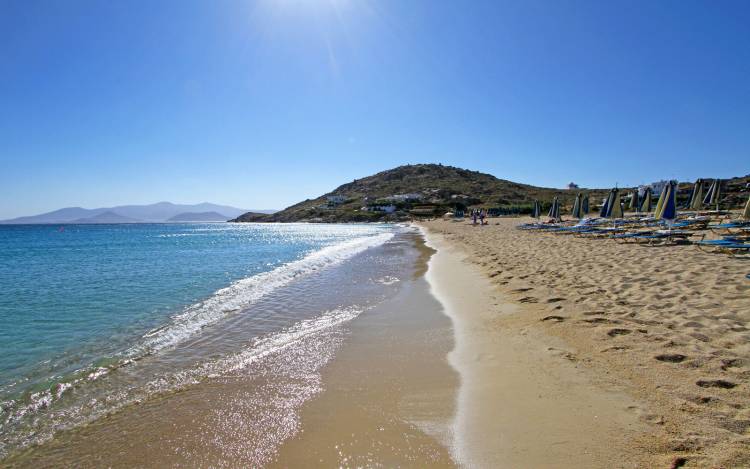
<box><xmin>1</xmin><ymin>226</ymin><xmax>410</xmax><ymax>467</ymax></box>
<box><xmin>421</xmin><ymin>218</ymin><xmax>750</xmax><ymax>468</ymax></box>
<box><xmin>270</xmin><ymin>231</ymin><xmax>458</xmax><ymax>467</ymax></box>
<box><xmin>6</xmin><ymin>218</ymin><xmax>747</xmax><ymax>467</ymax></box>
<box><xmin>421</xmin><ymin>225</ymin><xmax>653</xmax><ymax>468</ymax></box>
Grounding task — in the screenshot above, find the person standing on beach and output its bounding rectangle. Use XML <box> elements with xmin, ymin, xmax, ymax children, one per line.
<box><xmin>472</xmin><ymin>210</ymin><xmax>478</xmax><ymax>225</ymax></box>
<box><xmin>480</xmin><ymin>210</ymin><xmax>486</xmax><ymax>225</ymax></box>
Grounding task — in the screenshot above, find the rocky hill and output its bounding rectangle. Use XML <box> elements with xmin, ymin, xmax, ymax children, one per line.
<box><xmin>231</xmin><ymin>164</ymin><xmax>750</xmax><ymax>223</ymax></box>
<box><xmin>231</xmin><ymin>164</ymin><xmax>610</xmax><ymax>223</ymax></box>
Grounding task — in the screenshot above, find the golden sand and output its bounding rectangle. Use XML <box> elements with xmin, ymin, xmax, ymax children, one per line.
<box><xmin>423</xmin><ymin>218</ymin><xmax>750</xmax><ymax>468</ymax></box>
<box><xmin>272</xmin><ymin>237</ymin><xmax>458</xmax><ymax>467</ymax></box>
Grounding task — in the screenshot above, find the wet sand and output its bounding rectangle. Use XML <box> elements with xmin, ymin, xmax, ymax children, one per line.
<box><xmin>277</xmin><ymin>226</ymin><xmax>660</xmax><ymax>468</ymax></box>
<box><xmin>272</xmin><ymin>254</ymin><xmax>458</xmax><ymax>467</ymax></box>
<box><xmin>423</xmin><ymin>218</ymin><xmax>750</xmax><ymax>468</ymax></box>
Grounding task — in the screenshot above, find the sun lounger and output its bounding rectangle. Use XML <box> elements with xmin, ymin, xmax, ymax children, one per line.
<box><xmin>696</xmin><ymin>239</ymin><xmax>750</xmax><ymax>255</ymax></box>
<box><xmin>628</xmin><ymin>230</ymin><xmax>692</xmax><ymax>245</ymax></box>
<box><xmin>575</xmin><ymin>227</ymin><xmax>626</xmax><ymax>238</ymax></box>
<box><xmin>711</xmin><ymin>221</ymin><xmax>750</xmax><ymax>228</ymax></box>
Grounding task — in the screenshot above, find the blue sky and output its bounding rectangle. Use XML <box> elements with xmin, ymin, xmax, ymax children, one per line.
<box><xmin>1</xmin><ymin>0</ymin><xmax>749</xmax><ymax>218</ymax></box>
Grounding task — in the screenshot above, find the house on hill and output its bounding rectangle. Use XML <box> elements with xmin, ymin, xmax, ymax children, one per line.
<box><xmin>326</xmin><ymin>195</ymin><xmax>347</xmax><ymax>206</ymax></box>
<box><xmin>362</xmin><ymin>204</ymin><xmax>397</xmax><ymax>213</ymax></box>
<box><xmin>385</xmin><ymin>193</ymin><xmax>423</xmax><ymax>202</ymax></box>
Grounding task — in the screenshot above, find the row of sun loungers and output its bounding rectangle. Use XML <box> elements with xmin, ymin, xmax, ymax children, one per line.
<box><xmin>517</xmin><ymin>216</ymin><xmax>750</xmax><ymax>254</ymax></box>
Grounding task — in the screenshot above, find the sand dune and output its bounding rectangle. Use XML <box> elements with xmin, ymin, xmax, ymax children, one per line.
<box><xmin>423</xmin><ymin>218</ymin><xmax>750</xmax><ymax>468</ymax></box>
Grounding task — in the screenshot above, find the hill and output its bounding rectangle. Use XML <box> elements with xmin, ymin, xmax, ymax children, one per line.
<box><xmin>231</xmin><ymin>164</ymin><xmax>750</xmax><ymax>223</ymax></box>
<box><xmin>71</xmin><ymin>211</ymin><xmax>142</xmax><ymax>224</ymax></box>
<box><xmin>167</xmin><ymin>211</ymin><xmax>230</xmax><ymax>222</ymax></box>
<box><xmin>0</xmin><ymin>202</ymin><xmax>265</xmax><ymax>224</ymax></box>
<box><xmin>231</xmin><ymin>164</ymin><xmax>610</xmax><ymax>223</ymax></box>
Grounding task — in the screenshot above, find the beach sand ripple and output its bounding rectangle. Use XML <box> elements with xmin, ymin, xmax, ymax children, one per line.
<box><xmin>424</xmin><ymin>219</ymin><xmax>750</xmax><ymax>468</ymax></box>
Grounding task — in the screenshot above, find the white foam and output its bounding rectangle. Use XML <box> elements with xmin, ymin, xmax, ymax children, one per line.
<box><xmin>129</xmin><ymin>232</ymin><xmax>393</xmax><ymax>356</ymax></box>
<box><xmin>202</xmin><ymin>305</ymin><xmax>363</xmax><ymax>376</ymax></box>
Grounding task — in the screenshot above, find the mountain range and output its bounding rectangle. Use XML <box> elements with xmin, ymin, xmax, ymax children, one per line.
<box><xmin>1</xmin><ymin>202</ymin><xmax>276</xmax><ymax>224</ymax></box>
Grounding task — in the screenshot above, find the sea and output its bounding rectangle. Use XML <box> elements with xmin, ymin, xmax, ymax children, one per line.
<box><xmin>0</xmin><ymin>222</ymin><xmax>414</xmax><ymax>465</ymax></box>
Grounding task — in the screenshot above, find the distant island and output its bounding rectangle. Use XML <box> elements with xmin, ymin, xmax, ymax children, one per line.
<box><xmin>166</xmin><ymin>211</ymin><xmax>232</xmax><ymax>222</ymax></box>
<box><xmin>230</xmin><ymin>164</ymin><xmax>750</xmax><ymax>223</ymax></box>
<box><xmin>1</xmin><ymin>202</ymin><xmax>277</xmax><ymax>225</ymax></box>
<box><xmin>72</xmin><ymin>211</ymin><xmax>142</xmax><ymax>224</ymax></box>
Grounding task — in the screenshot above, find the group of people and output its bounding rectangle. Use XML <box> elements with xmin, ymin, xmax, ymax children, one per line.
<box><xmin>471</xmin><ymin>208</ymin><xmax>488</xmax><ymax>225</ymax></box>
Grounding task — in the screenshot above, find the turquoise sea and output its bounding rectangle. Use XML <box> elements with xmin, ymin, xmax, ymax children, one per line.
<box><xmin>0</xmin><ymin>222</ymin><xmax>402</xmax><ymax>461</ymax></box>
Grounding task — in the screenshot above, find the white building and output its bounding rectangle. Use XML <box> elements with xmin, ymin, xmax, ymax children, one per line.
<box><xmin>639</xmin><ymin>180</ymin><xmax>669</xmax><ymax>196</ymax></box>
<box><xmin>363</xmin><ymin>204</ymin><xmax>396</xmax><ymax>213</ymax></box>
<box><xmin>385</xmin><ymin>193</ymin><xmax>422</xmax><ymax>202</ymax></box>
<box><xmin>326</xmin><ymin>195</ymin><xmax>347</xmax><ymax>205</ymax></box>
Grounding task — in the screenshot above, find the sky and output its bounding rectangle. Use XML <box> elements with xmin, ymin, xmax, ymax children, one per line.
<box><xmin>1</xmin><ymin>0</ymin><xmax>749</xmax><ymax>219</ymax></box>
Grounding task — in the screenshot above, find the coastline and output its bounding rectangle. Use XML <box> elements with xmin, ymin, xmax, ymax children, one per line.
<box><xmin>6</xmin><ymin>219</ymin><xmax>747</xmax><ymax>467</ymax></box>
<box><xmin>421</xmin><ymin>218</ymin><xmax>750</xmax><ymax>468</ymax></box>
<box><xmin>1</xmin><ymin>225</ymin><xmax>408</xmax><ymax>467</ymax></box>
<box><xmin>421</xmin><ymin>225</ymin><xmax>653</xmax><ymax>468</ymax></box>
<box><xmin>271</xmin><ymin>232</ymin><xmax>458</xmax><ymax>466</ymax></box>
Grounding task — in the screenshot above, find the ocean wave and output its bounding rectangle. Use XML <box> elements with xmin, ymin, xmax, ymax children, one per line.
<box><xmin>1</xmin><ymin>232</ymin><xmax>392</xmax><ymax>446</ymax></box>
<box><xmin>127</xmin><ymin>232</ymin><xmax>393</xmax><ymax>357</ymax></box>
<box><xmin>0</xmin><ymin>305</ymin><xmax>365</xmax><ymax>460</ymax></box>
<box><xmin>203</xmin><ymin>306</ymin><xmax>363</xmax><ymax>376</ymax></box>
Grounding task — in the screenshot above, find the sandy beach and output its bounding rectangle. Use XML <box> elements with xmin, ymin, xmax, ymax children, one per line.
<box><xmin>422</xmin><ymin>218</ymin><xmax>750</xmax><ymax>468</ymax></box>
<box><xmin>5</xmin><ymin>222</ymin><xmax>748</xmax><ymax>468</ymax></box>
<box><xmin>272</xmin><ymin>236</ymin><xmax>458</xmax><ymax>467</ymax></box>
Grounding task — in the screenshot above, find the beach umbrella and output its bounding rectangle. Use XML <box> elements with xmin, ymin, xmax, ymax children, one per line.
<box><xmin>743</xmin><ymin>193</ymin><xmax>750</xmax><ymax>220</ymax></box>
<box><xmin>687</xmin><ymin>179</ymin><xmax>705</xmax><ymax>210</ymax></box>
<box><xmin>581</xmin><ymin>194</ymin><xmax>590</xmax><ymax>215</ymax></box>
<box><xmin>656</xmin><ymin>181</ymin><xmax>677</xmax><ymax>226</ymax></box>
<box><xmin>689</xmin><ymin>179</ymin><xmax>704</xmax><ymax>210</ymax></box>
<box><xmin>599</xmin><ymin>192</ymin><xmax>611</xmax><ymax>218</ymax></box>
<box><xmin>654</xmin><ymin>184</ymin><xmax>668</xmax><ymax>218</ymax></box>
<box><xmin>640</xmin><ymin>187</ymin><xmax>652</xmax><ymax>213</ymax></box>
<box><xmin>628</xmin><ymin>190</ymin><xmax>640</xmax><ymax>212</ymax></box>
<box><xmin>703</xmin><ymin>179</ymin><xmax>721</xmax><ymax>210</ymax></box>
<box><xmin>548</xmin><ymin>197</ymin><xmax>561</xmax><ymax>221</ymax></box>
<box><xmin>531</xmin><ymin>200</ymin><xmax>541</xmax><ymax>219</ymax></box>
<box><xmin>571</xmin><ymin>192</ymin><xmax>583</xmax><ymax>219</ymax></box>
<box><xmin>606</xmin><ymin>188</ymin><xmax>624</xmax><ymax>219</ymax></box>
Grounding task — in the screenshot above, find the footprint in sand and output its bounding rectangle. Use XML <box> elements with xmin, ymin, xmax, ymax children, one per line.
<box><xmin>720</xmin><ymin>358</ymin><xmax>743</xmax><ymax>371</ymax></box>
<box><xmin>682</xmin><ymin>321</ymin><xmax>705</xmax><ymax>329</ymax></box>
<box><xmin>691</xmin><ymin>396</ymin><xmax>715</xmax><ymax>405</ymax></box>
<box><xmin>601</xmin><ymin>345</ymin><xmax>631</xmax><ymax>352</ymax></box>
<box><xmin>689</xmin><ymin>332</ymin><xmax>711</xmax><ymax>342</ymax></box>
<box><xmin>607</xmin><ymin>328</ymin><xmax>633</xmax><ymax>337</ymax></box>
<box><xmin>717</xmin><ymin>418</ymin><xmax>750</xmax><ymax>434</ymax></box>
<box><xmin>511</xmin><ymin>287</ymin><xmax>532</xmax><ymax>293</ymax></box>
<box><xmin>545</xmin><ymin>297</ymin><xmax>565</xmax><ymax>303</ymax></box>
<box><xmin>696</xmin><ymin>379</ymin><xmax>737</xmax><ymax>389</ymax></box>
<box><xmin>582</xmin><ymin>310</ymin><xmax>607</xmax><ymax>316</ymax></box>
<box><xmin>582</xmin><ymin>317</ymin><xmax>618</xmax><ymax>325</ymax></box>
<box><xmin>519</xmin><ymin>296</ymin><xmax>538</xmax><ymax>303</ymax></box>
<box><xmin>541</xmin><ymin>315</ymin><xmax>566</xmax><ymax>322</ymax></box>
<box><xmin>654</xmin><ymin>353</ymin><xmax>687</xmax><ymax>363</ymax></box>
